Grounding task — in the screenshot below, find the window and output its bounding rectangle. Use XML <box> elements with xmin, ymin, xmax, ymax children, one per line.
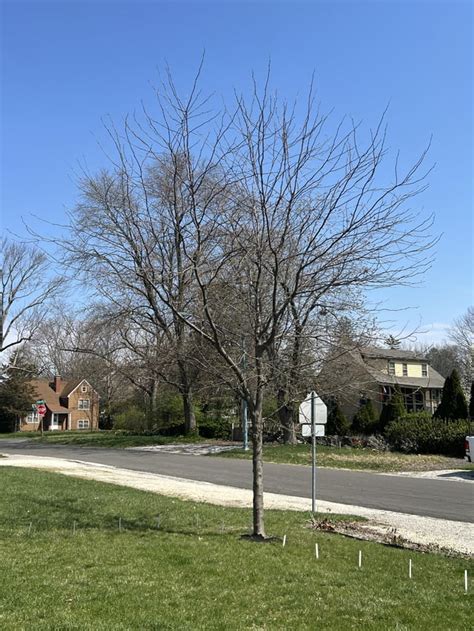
<box><xmin>402</xmin><ymin>363</ymin><xmax>408</xmax><ymax>376</ymax></box>
<box><xmin>77</xmin><ymin>419</ymin><xmax>90</xmax><ymax>430</ymax></box>
<box><xmin>422</xmin><ymin>364</ymin><xmax>428</xmax><ymax>377</ymax></box>
<box><xmin>78</xmin><ymin>399</ymin><xmax>90</xmax><ymax>410</ymax></box>
<box><xmin>81</xmin><ymin>384</ymin><xmax>88</xmax><ymax>393</ymax></box>
<box><xmin>26</xmin><ymin>411</ymin><xmax>38</xmax><ymax>424</ymax></box>
<box><xmin>388</xmin><ymin>361</ymin><xmax>395</xmax><ymax>375</ymax></box>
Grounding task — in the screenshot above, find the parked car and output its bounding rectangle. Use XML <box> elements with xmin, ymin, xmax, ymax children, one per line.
<box><xmin>465</xmin><ymin>435</ymin><xmax>474</xmax><ymax>462</ymax></box>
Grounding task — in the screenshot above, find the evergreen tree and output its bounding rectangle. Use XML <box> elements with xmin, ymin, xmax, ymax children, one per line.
<box><xmin>0</xmin><ymin>364</ymin><xmax>37</xmax><ymax>432</ymax></box>
<box><xmin>379</xmin><ymin>386</ymin><xmax>406</xmax><ymax>430</ymax></box>
<box><xmin>385</xmin><ymin>335</ymin><xmax>401</xmax><ymax>349</ymax></box>
<box><xmin>352</xmin><ymin>399</ymin><xmax>379</xmax><ymax>434</ymax></box>
<box><xmin>434</xmin><ymin>368</ymin><xmax>468</xmax><ymax>420</ymax></box>
<box><xmin>469</xmin><ymin>382</ymin><xmax>474</xmax><ymax>420</ymax></box>
<box><xmin>326</xmin><ymin>399</ymin><xmax>351</xmax><ymax>435</ymax></box>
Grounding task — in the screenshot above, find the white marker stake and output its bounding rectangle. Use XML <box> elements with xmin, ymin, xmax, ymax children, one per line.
<box><xmin>315</xmin><ymin>543</ymin><xmax>319</xmax><ymax>560</ymax></box>
<box><xmin>409</xmin><ymin>559</ymin><xmax>412</xmax><ymax>579</ymax></box>
<box><xmin>119</xmin><ymin>517</ymin><xmax>122</xmax><ymax>532</ymax></box>
<box><xmin>358</xmin><ymin>550</ymin><xmax>362</xmax><ymax>568</ymax></box>
<box><xmin>282</xmin><ymin>535</ymin><xmax>287</xmax><ymax>547</ymax></box>
<box><xmin>465</xmin><ymin>570</ymin><xmax>468</xmax><ymax>594</ymax></box>
<box><xmin>73</xmin><ymin>521</ymin><xmax>76</xmax><ymax>535</ymax></box>
<box><xmin>28</xmin><ymin>521</ymin><xmax>32</xmax><ymax>535</ymax></box>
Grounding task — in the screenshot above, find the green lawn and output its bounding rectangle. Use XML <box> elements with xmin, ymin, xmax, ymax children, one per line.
<box><xmin>0</xmin><ymin>467</ymin><xmax>471</xmax><ymax>630</ymax></box>
<box><xmin>0</xmin><ymin>431</ymin><xmax>207</xmax><ymax>449</ymax></box>
<box><xmin>215</xmin><ymin>443</ymin><xmax>474</xmax><ymax>472</ymax></box>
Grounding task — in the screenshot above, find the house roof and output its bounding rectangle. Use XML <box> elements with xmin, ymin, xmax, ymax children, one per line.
<box><xmin>357</xmin><ymin>346</ymin><xmax>445</xmax><ymax>389</ymax></box>
<box><xmin>29</xmin><ymin>380</ymin><xmax>70</xmax><ymax>413</ymax></box>
<box><xmin>364</xmin><ymin>369</ymin><xmax>445</xmax><ymax>389</ymax></box>
<box><xmin>60</xmin><ymin>379</ymin><xmax>84</xmax><ymax>397</ymax></box>
<box><xmin>360</xmin><ymin>347</ymin><xmax>429</xmax><ymax>361</ymax></box>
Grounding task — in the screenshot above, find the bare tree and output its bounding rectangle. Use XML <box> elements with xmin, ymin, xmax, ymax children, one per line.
<box><xmin>58</xmin><ymin>66</ymin><xmax>434</xmax><ymax>539</ymax></box>
<box><xmin>449</xmin><ymin>306</ymin><xmax>474</xmax><ymax>393</ymax></box>
<box><xmin>26</xmin><ymin>304</ymin><xmax>131</xmax><ymax>419</ymax></box>
<box><xmin>60</xmin><ymin>151</ymin><xmax>209</xmax><ymax>433</ymax></box>
<box><xmin>135</xmin><ymin>72</ymin><xmax>435</xmax><ymax>538</ymax></box>
<box><xmin>0</xmin><ymin>238</ymin><xmax>61</xmax><ymax>356</ymax></box>
<box><xmin>269</xmin><ymin>293</ymin><xmax>377</xmax><ymax>444</ymax></box>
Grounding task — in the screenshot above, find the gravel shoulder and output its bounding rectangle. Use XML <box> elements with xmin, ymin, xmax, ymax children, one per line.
<box><xmin>0</xmin><ymin>452</ymin><xmax>472</xmax><ymax>556</ymax></box>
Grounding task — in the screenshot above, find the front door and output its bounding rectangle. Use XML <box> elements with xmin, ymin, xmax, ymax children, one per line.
<box><xmin>50</xmin><ymin>413</ymin><xmax>60</xmax><ymax>431</ymax></box>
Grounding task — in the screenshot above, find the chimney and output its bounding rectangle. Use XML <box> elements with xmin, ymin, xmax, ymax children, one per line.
<box><xmin>54</xmin><ymin>375</ymin><xmax>63</xmax><ymax>393</ymax></box>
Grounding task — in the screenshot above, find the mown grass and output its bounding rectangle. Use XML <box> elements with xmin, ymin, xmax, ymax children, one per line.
<box><xmin>216</xmin><ymin>443</ymin><xmax>474</xmax><ymax>472</ymax></box>
<box><xmin>0</xmin><ymin>467</ymin><xmax>472</xmax><ymax>630</ymax></box>
<box><xmin>0</xmin><ymin>431</ymin><xmax>207</xmax><ymax>448</ymax></box>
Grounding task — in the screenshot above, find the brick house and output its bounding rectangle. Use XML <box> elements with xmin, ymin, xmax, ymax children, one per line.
<box><xmin>21</xmin><ymin>376</ymin><xmax>99</xmax><ymax>431</ymax></box>
<box><xmin>316</xmin><ymin>347</ymin><xmax>445</xmax><ymax>421</ymax></box>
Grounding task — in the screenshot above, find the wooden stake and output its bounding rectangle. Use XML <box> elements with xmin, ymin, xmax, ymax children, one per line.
<box><xmin>315</xmin><ymin>543</ymin><xmax>319</xmax><ymax>559</ymax></box>
<box><xmin>409</xmin><ymin>559</ymin><xmax>412</xmax><ymax>579</ymax></box>
<box><xmin>118</xmin><ymin>517</ymin><xmax>122</xmax><ymax>532</ymax></box>
<box><xmin>282</xmin><ymin>535</ymin><xmax>287</xmax><ymax>547</ymax></box>
<box><xmin>465</xmin><ymin>570</ymin><xmax>468</xmax><ymax>594</ymax></box>
<box><xmin>73</xmin><ymin>521</ymin><xmax>76</xmax><ymax>535</ymax></box>
<box><xmin>358</xmin><ymin>550</ymin><xmax>362</xmax><ymax>568</ymax></box>
<box><xmin>28</xmin><ymin>521</ymin><xmax>32</xmax><ymax>535</ymax></box>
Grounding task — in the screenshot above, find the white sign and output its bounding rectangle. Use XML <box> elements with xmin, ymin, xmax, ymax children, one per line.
<box><xmin>298</xmin><ymin>391</ymin><xmax>327</xmax><ymax>425</ymax></box>
<box><xmin>301</xmin><ymin>424</ymin><xmax>326</xmax><ymax>437</ymax></box>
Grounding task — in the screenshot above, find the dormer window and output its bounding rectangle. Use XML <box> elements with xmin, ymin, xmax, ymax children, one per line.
<box><xmin>402</xmin><ymin>363</ymin><xmax>408</xmax><ymax>376</ymax></box>
<box><xmin>81</xmin><ymin>384</ymin><xmax>88</xmax><ymax>393</ymax></box>
<box><xmin>422</xmin><ymin>364</ymin><xmax>428</xmax><ymax>377</ymax></box>
<box><xmin>388</xmin><ymin>361</ymin><xmax>395</xmax><ymax>375</ymax></box>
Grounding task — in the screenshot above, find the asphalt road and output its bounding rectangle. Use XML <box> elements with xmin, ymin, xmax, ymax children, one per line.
<box><xmin>1</xmin><ymin>440</ymin><xmax>473</xmax><ymax>523</ymax></box>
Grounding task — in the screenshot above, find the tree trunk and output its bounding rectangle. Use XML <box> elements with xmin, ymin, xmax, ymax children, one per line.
<box><xmin>178</xmin><ymin>364</ymin><xmax>197</xmax><ymax>435</ymax></box>
<box><xmin>182</xmin><ymin>387</ymin><xmax>197</xmax><ymax>435</ymax></box>
<box><xmin>250</xmin><ymin>394</ymin><xmax>266</xmax><ymax>538</ymax></box>
<box><xmin>149</xmin><ymin>378</ymin><xmax>159</xmax><ymax>430</ymax></box>
<box><xmin>277</xmin><ymin>388</ymin><xmax>297</xmax><ymax>444</ymax></box>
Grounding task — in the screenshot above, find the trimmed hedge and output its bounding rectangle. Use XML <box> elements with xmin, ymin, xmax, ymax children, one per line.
<box><xmin>384</xmin><ymin>415</ymin><xmax>474</xmax><ymax>457</ymax></box>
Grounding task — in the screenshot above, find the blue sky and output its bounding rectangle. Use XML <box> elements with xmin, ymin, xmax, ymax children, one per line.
<box><xmin>1</xmin><ymin>0</ymin><xmax>472</xmax><ymax>344</ymax></box>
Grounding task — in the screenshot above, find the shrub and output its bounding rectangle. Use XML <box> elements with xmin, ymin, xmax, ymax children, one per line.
<box><xmin>327</xmin><ymin>400</ymin><xmax>351</xmax><ymax>435</ymax></box>
<box><xmin>379</xmin><ymin>386</ymin><xmax>405</xmax><ymax>430</ymax></box>
<box><xmin>198</xmin><ymin>398</ymin><xmax>236</xmax><ymax>439</ymax></box>
<box><xmin>352</xmin><ymin>399</ymin><xmax>379</xmax><ymax>434</ymax></box>
<box><xmin>114</xmin><ymin>405</ymin><xmax>149</xmax><ymax>433</ymax></box>
<box><xmin>198</xmin><ymin>414</ymin><xmax>233</xmax><ymax>439</ymax></box>
<box><xmin>470</xmin><ymin>381</ymin><xmax>474</xmax><ymax>419</ymax></box>
<box><xmin>434</xmin><ymin>368</ymin><xmax>468</xmax><ymax>420</ymax></box>
<box><xmin>385</xmin><ymin>415</ymin><xmax>473</xmax><ymax>457</ymax></box>
<box><xmin>152</xmin><ymin>393</ymin><xmax>187</xmax><ymax>433</ymax></box>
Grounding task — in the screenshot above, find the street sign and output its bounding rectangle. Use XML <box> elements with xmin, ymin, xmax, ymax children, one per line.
<box><xmin>298</xmin><ymin>391</ymin><xmax>327</xmax><ymax>425</ymax></box>
<box><xmin>301</xmin><ymin>424</ymin><xmax>325</xmax><ymax>437</ymax></box>
<box><xmin>36</xmin><ymin>403</ymin><xmax>47</xmax><ymax>416</ymax></box>
<box><xmin>298</xmin><ymin>391</ymin><xmax>327</xmax><ymax>514</ymax></box>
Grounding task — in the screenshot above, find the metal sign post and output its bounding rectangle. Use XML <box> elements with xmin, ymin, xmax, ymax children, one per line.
<box><xmin>299</xmin><ymin>391</ymin><xmax>327</xmax><ymax>516</ymax></box>
<box><xmin>242</xmin><ymin>398</ymin><xmax>249</xmax><ymax>452</ymax></box>
<box><xmin>241</xmin><ymin>339</ymin><xmax>249</xmax><ymax>452</ymax></box>
<box><xmin>311</xmin><ymin>391</ymin><xmax>316</xmax><ymax>514</ymax></box>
